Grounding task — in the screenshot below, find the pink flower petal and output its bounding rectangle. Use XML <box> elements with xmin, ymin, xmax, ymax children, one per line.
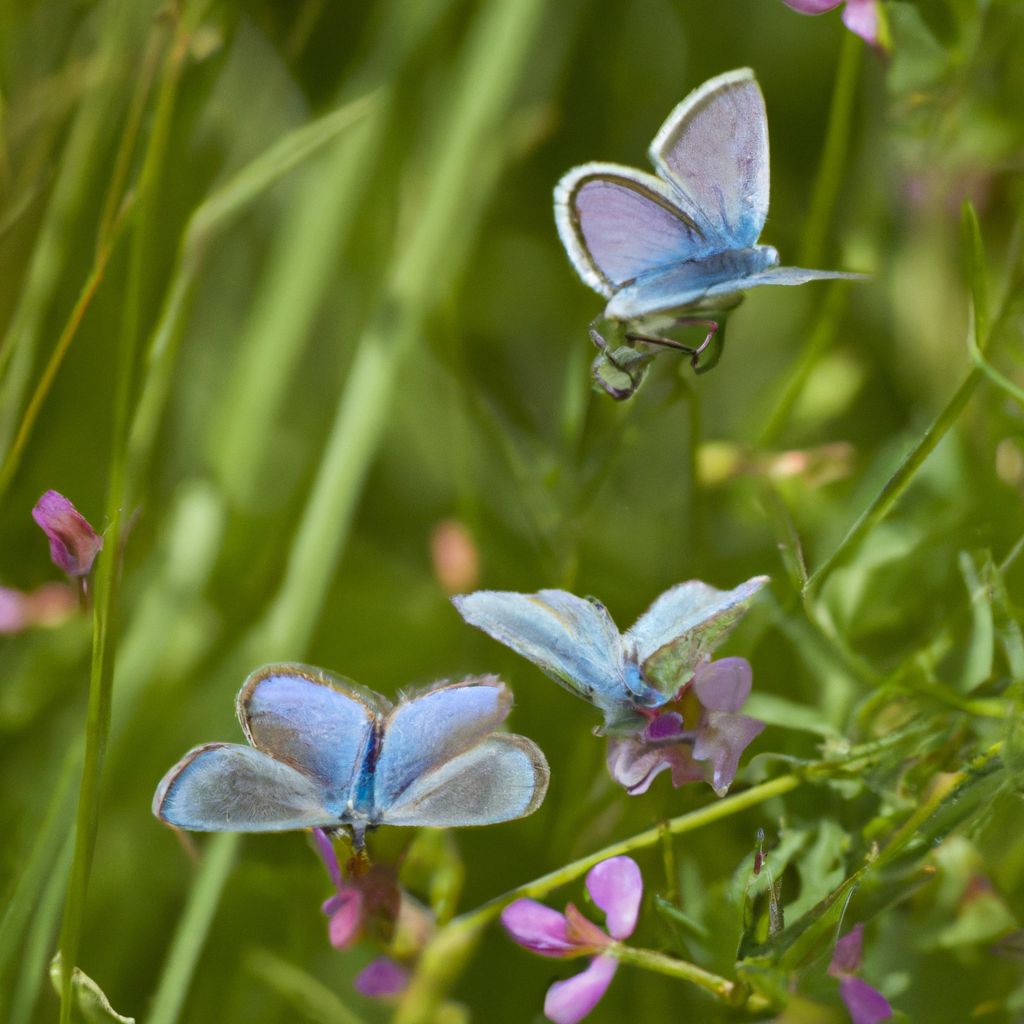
<box><xmin>841</xmin><ymin>0</ymin><xmax>880</xmax><ymax>45</ymax></box>
<box><xmin>606</xmin><ymin>733</ymin><xmax>703</xmax><ymax>795</ymax></box>
<box><xmin>839</xmin><ymin>975</ymin><xmax>893</xmax><ymax>1024</ymax></box>
<box><xmin>354</xmin><ymin>957</ymin><xmax>408</xmax><ymax>998</ymax></box>
<box><xmin>693</xmin><ymin>658</ymin><xmax>752</xmax><ymax>712</ymax></box>
<box><xmin>781</xmin><ymin>0</ymin><xmax>843</xmax><ymax>12</ymax></box>
<box><xmin>585</xmin><ymin>857</ymin><xmax>642</xmax><ymax>940</ymax></box>
<box><xmin>829</xmin><ymin>923</ymin><xmax>865</xmax><ymax>976</ymax></box>
<box><xmin>326</xmin><ymin>887</ymin><xmax>364</xmax><ymax>949</ymax></box>
<box><xmin>693</xmin><ymin>711</ymin><xmax>765</xmax><ymax>796</ymax></box>
<box><xmin>313</xmin><ymin>828</ymin><xmax>342</xmax><ymax>889</ymax></box>
<box><xmin>645</xmin><ymin>711</ymin><xmax>684</xmax><ymax>741</ymax></box>
<box><xmin>501</xmin><ymin>899</ymin><xmax>577</xmax><ymax>956</ymax></box>
<box><xmin>544</xmin><ymin>955</ymin><xmax>618</xmax><ymax>1024</ymax></box>
<box><xmin>31</xmin><ymin>490</ymin><xmax>103</xmax><ymax>577</ymax></box>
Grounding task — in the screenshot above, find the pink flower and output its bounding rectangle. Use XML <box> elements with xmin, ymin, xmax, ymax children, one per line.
<box><xmin>828</xmin><ymin>924</ymin><xmax>893</xmax><ymax>1024</ymax></box>
<box><xmin>31</xmin><ymin>490</ymin><xmax>103</xmax><ymax>577</ymax></box>
<box><xmin>354</xmin><ymin>956</ymin><xmax>408</xmax><ymax>998</ymax></box>
<box><xmin>0</xmin><ymin>582</ymin><xmax>77</xmax><ymax>634</ymax></box>
<box><xmin>780</xmin><ymin>0</ymin><xmax>885</xmax><ymax>48</ymax></box>
<box><xmin>606</xmin><ymin>658</ymin><xmax>765</xmax><ymax>797</ymax></box>
<box><xmin>312</xmin><ymin>829</ymin><xmax>399</xmax><ymax>950</ymax></box>
<box><xmin>502</xmin><ymin>856</ymin><xmax>642</xmax><ymax>1024</ymax></box>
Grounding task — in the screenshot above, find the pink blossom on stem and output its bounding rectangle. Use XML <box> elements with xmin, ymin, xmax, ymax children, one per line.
<box><xmin>31</xmin><ymin>490</ymin><xmax>103</xmax><ymax>577</ymax></box>
<box><xmin>502</xmin><ymin>856</ymin><xmax>643</xmax><ymax>1024</ymax></box>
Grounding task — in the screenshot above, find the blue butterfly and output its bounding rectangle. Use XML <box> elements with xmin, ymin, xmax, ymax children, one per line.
<box><xmin>153</xmin><ymin>664</ymin><xmax>549</xmax><ymax>848</ymax></box>
<box><xmin>453</xmin><ymin>576</ymin><xmax>768</xmax><ymax>732</ymax></box>
<box><xmin>554</xmin><ymin>67</ymin><xmax>865</xmax><ymax>397</ymax></box>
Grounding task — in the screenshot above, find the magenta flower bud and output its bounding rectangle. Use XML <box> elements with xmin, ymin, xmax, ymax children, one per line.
<box><xmin>32</xmin><ymin>490</ymin><xmax>103</xmax><ymax>577</ymax></box>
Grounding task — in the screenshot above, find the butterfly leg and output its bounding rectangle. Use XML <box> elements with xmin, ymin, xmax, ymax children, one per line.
<box><xmin>625</xmin><ymin>318</ymin><xmax>719</xmax><ymax>370</ymax></box>
<box><xmin>588</xmin><ymin>321</ymin><xmax>648</xmax><ymax>399</ymax></box>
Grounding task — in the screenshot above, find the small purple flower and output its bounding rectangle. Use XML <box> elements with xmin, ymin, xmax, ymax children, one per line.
<box><xmin>780</xmin><ymin>0</ymin><xmax>885</xmax><ymax>48</ymax></box>
<box><xmin>32</xmin><ymin>491</ymin><xmax>103</xmax><ymax>577</ymax></box>
<box><xmin>828</xmin><ymin>924</ymin><xmax>893</xmax><ymax>1024</ymax></box>
<box><xmin>354</xmin><ymin>956</ymin><xmax>409</xmax><ymax>998</ymax></box>
<box><xmin>606</xmin><ymin>658</ymin><xmax>765</xmax><ymax>797</ymax></box>
<box><xmin>502</xmin><ymin>856</ymin><xmax>642</xmax><ymax>1024</ymax></box>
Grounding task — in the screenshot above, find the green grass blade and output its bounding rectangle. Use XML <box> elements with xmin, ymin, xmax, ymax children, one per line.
<box><xmin>147</xmin><ymin>834</ymin><xmax>239</xmax><ymax>1024</ymax></box>
<box><xmin>244</xmin><ymin>948</ymin><xmax>368</xmax><ymax>1024</ymax></box>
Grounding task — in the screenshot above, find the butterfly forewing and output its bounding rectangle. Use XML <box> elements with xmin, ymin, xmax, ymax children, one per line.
<box><xmin>381</xmin><ymin>734</ymin><xmax>549</xmax><ymax>827</ymax></box>
<box><xmin>453</xmin><ymin>589</ymin><xmax>629</xmax><ymax>712</ymax></box>
<box><xmin>237</xmin><ymin>663</ymin><xmax>383</xmax><ymax>808</ymax></box>
<box><xmin>625</xmin><ymin>576</ymin><xmax>769</xmax><ymax>696</ymax></box>
<box><xmin>153</xmin><ymin>743</ymin><xmax>337</xmax><ymax>832</ymax></box>
<box><xmin>555</xmin><ymin>164</ymin><xmax>712</xmax><ymax>296</ymax></box>
<box><xmin>372</xmin><ymin>677</ymin><xmax>511</xmax><ymax>810</ymax></box>
<box><xmin>648</xmin><ymin>68</ymin><xmax>769</xmax><ymax>250</ymax></box>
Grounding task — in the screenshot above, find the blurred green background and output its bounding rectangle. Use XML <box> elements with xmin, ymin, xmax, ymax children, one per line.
<box><xmin>2</xmin><ymin>0</ymin><xmax>1024</xmax><ymax>1021</ymax></box>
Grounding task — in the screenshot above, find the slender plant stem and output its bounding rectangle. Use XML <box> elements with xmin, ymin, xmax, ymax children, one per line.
<box><xmin>607</xmin><ymin>944</ymin><xmax>760</xmax><ymax>1007</ymax></box>
<box><xmin>799</xmin><ymin>30</ymin><xmax>861</xmax><ymax>269</ymax></box>
<box><xmin>0</xmin><ymin>198</ymin><xmax>132</xmax><ymax>500</ymax></box>
<box><xmin>57</xmin><ymin>13</ymin><xmax>193</xmax><ymax>1019</ymax></box>
<box><xmin>804</xmin><ymin>366</ymin><xmax>982</xmax><ymax>595</ymax></box>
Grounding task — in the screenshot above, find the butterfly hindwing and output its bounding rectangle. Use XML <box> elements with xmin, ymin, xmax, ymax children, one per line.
<box><xmin>153</xmin><ymin>742</ymin><xmax>337</xmax><ymax>832</ymax></box>
<box><xmin>381</xmin><ymin>734</ymin><xmax>549</xmax><ymax>827</ymax></box>
<box><xmin>555</xmin><ymin>164</ymin><xmax>714</xmax><ymax>296</ymax></box>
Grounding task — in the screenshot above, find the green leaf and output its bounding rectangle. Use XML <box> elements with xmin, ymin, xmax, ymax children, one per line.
<box><xmin>48</xmin><ymin>955</ymin><xmax>134</xmax><ymax>1024</ymax></box>
<box><xmin>958</xmin><ymin>551</ymin><xmax>994</xmax><ymax>692</ymax></box>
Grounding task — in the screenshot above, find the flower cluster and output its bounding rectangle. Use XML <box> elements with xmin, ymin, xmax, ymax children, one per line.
<box><xmin>606</xmin><ymin>657</ymin><xmax>764</xmax><ymax>797</ymax></box>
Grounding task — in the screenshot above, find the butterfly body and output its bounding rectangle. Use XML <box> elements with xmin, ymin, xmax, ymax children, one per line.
<box><xmin>154</xmin><ymin>665</ymin><xmax>549</xmax><ymax>847</ymax></box>
<box><xmin>554</xmin><ymin>68</ymin><xmax>864</xmax><ymax>394</ymax></box>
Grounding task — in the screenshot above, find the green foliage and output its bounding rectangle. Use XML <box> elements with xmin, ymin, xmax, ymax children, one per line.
<box><xmin>2</xmin><ymin>1</ymin><xmax>1024</xmax><ymax>1022</ymax></box>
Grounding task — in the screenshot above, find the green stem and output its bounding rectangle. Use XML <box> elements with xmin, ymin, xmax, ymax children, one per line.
<box><xmin>804</xmin><ymin>367</ymin><xmax>981</xmax><ymax>595</ymax></box>
<box><xmin>798</xmin><ymin>30</ymin><xmax>861</xmax><ymax>269</ymax></box>
<box><xmin>0</xmin><ymin>198</ymin><xmax>132</xmax><ymax>500</ymax></box>
<box><xmin>57</xmin><ymin>13</ymin><xmax>192</xmax><ymax>1019</ymax></box>
<box><xmin>609</xmin><ymin>944</ymin><xmax>735</xmax><ymax>1000</ymax></box>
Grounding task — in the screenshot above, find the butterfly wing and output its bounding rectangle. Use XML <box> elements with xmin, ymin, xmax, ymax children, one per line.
<box><xmin>625</xmin><ymin>576</ymin><xmax>769</xmax><ymax>696</ymax></box>
<box><xmin>237</xmin><ymin>663</ymin><xmax>385</xmax><ymax>809</ymax></box>
<box><xmin>372</xmin><ymin>676</ymin><xmax>512</xmax><ymax>811</ymax></box>
<box><xmin>554</xmin><ymin>163</ymin><xmax>716</xmax><ymax>299</ymax></box>
<box><xmin>648</xmin><ymin>67</ymin><xmax>769</xmax><ymax>249</ymax></box>
<box><xmin>153</xmin><ymin>743</ymin><xmax>337</xmax><ymax>831</ymax></box>
<box><xmin>452</xmin><ymin>589</ymin><xmax>630</xmax><ymax>715</ymax></box>
<box><xmin>380</xmin><ymin>734</ymin><xmax>549</xmax><ymax>827</ymax></box>
<box><xmin>701</xmin><ymin>265</ymin><xmax>869</xmax><ymax>299</ymax></box>
<box><xmin>605</xmin><ymin>246</ymin><xmax>776</xmax><ymax>321</ymax></box>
